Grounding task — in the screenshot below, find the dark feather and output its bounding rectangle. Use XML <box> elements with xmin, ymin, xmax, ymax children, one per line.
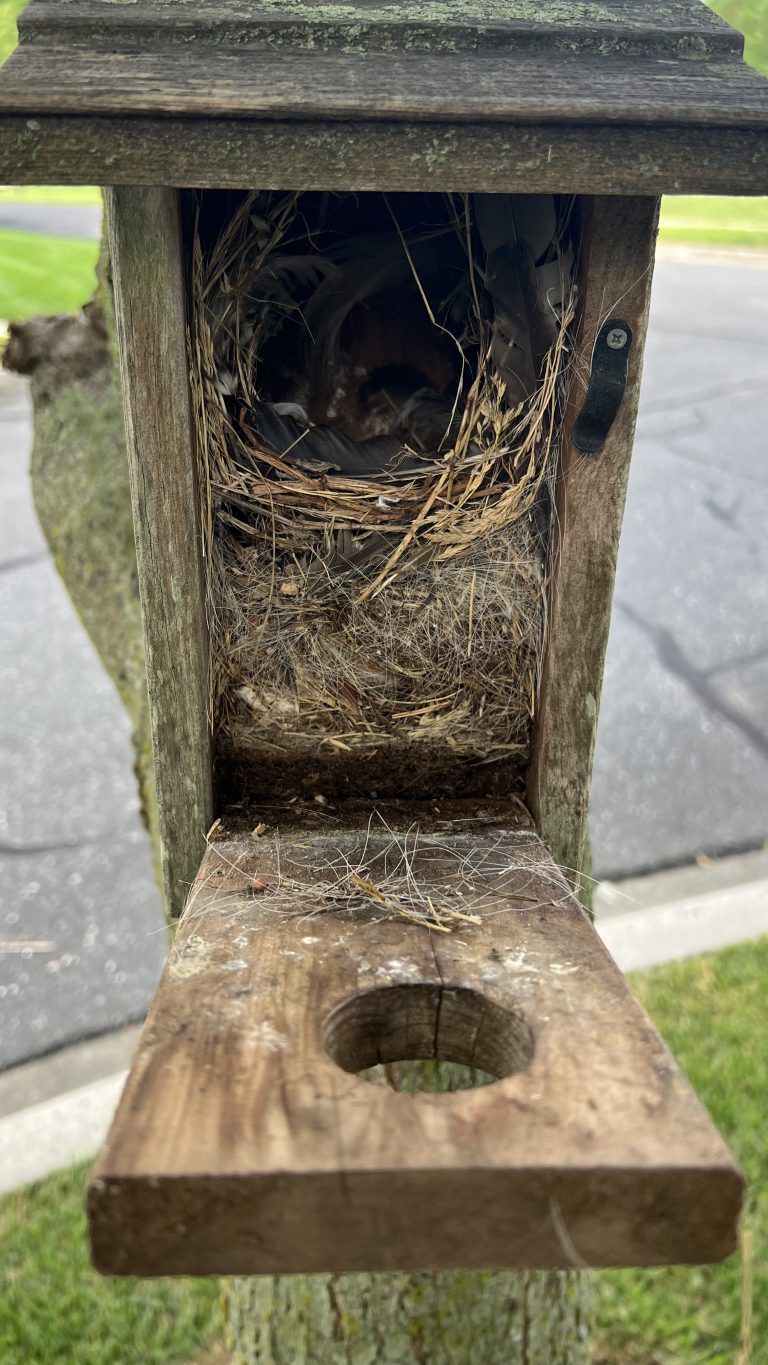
<box><xmin>245</xmin><ymin>253</ymin><xmax>341</xmax><ymax>306</ymax></box>
<box><xmin>248</xmin><ymin>401</ymin><xmax>435</xmax><ymax>480</ymax></box>
<box><xmin>474</xmin><ymin>193</ymin><xmax>558</xmax><ymax>262</ymax></box>
<box><xmin>398</xmin><ymin>387</ymin><xmax>460</xmax><ymax>453</ymax></box>
<box><xmin>309</xmin><ymin>529</ymin><xmax>393</xmax><ymax>580</ymax></box>
<box><xmin>485</xmin><ymin>240</ymin><xmax>558</xmax><ymax>403</ymax></box>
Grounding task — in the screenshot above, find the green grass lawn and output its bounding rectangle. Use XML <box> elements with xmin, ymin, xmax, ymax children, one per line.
<box><xmin>0</xmin><ymin>0</ymin><xmax>24</xmax><ymax>64</ymax></box>
<box><xmin>594</xmin><ymin>936</ymin><xmax>768</xmax><ymax>1365</ymax></box>
<box><xmin>0</xmin><ymin>185</ymin><xmax>102</xmax><ymax>206</ymax></box>
<box><xmin>0</xmin><ymin>1163</ymin><xmax>221</xmax><ymax>1365</ymax></box>
<box><xmin>0</xmin><ymin>0</ymin><xmax>765</xmax><ymax>318</ymax></box>
<box><xmin>0</xmin><ymin>1</ymin><xmax>764</xmax><ymax>1357</ymax></box>
<box><xmin>715</xmin><ymin>0</ymin><xmax>768</xmax><ymax>73</ymax></box>
<box><xmin>660</xmin><ymin>196</ymin><xmax>768</xmax><ymax>249</ymax></box>
<box><xmin>1</xmin><ymin>938</ymin><xmax>764</xmax><ymax>1363</ymax></box>
<box><xmin>1</xmin><ymin>190</ymin><xmax>765</xmax><ymax>327</ymax></box>
<box><xmin>0</xmin><ymin>227</ymin><xmax>99</xmax><ymax>321</ymax></box>
<box><xmin>0</xmin><ymin>2</ymin><xmax>102</xmax><ymax>321</ymax></box>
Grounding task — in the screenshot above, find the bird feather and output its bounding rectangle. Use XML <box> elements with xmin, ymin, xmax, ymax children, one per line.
<box><xmin>247</xmin><ymin>401</ymin><xmax>434</xmax><ymax>480</ymax></box>
<box><xmin>485</xmin><ymin>240</ymin><xmax>558</xmax><ymax>403</ymax></box>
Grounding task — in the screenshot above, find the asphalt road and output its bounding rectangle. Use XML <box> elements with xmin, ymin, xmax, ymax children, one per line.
<box><xmin>0</xmin><ymin>203</ymin><xmax>102</xmax><ymax>240</ymax></box>
<box><xmin>590</xmin><ymin>251</ymin><xmax>768</xmax><ymax>876</ymax></box>
<box><xmin>0</xmin><ymin>373</ymin><xmax>165</xmax><ymax>1069</ymax></box>
<box><xmin>0</xmin><ymin>248</ymin><xmax>766</xmax><ymax>1068</ymax></box>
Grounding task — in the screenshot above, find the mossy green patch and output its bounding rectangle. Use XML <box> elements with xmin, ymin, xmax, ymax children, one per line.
<box><xmin>226</xmin><ymin>1268</ymin><xmax>591</xmax><ymax>1363</ymax></box>
<box><xmin>28</xmin><ymin>357</ymin><xmax>162</xmax><ymax>890</ymax></box>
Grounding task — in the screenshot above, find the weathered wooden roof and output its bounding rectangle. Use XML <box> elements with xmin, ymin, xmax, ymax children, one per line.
<box><xmin>1</xmin><ymin>0</ymin><xmax>766</xmax><ymax>192</ymax></box>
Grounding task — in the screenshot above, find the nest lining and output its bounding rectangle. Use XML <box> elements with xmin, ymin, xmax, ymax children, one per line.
<box><xmin>190</xmin><ymin>190</ymin><xmax>576</xmax><ymax>781</ymax></box>
<box><xmin>182</xmin><ymin>818</ymin><xmax>573</xmax><ymax>938</ymax></box>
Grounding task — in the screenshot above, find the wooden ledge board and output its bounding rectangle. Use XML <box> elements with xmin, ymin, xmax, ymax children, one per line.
<box><xmin>2</xmin><ymin>46</ymin><xmax>767</xmax><ymax>128</ymax></box>
<box><xmin>1</xmin><ymin>117</ymin><xmax>766</xmax><ymax>197</ymax></box>
<box><xmin>89</xmin><ymin>826</ymin><xmax>742</xmax><ymax>1276</ymax></box>
<box><xmin>17</xmin><ymin>0</ymin><xmax>743</xmax><ymax>58</ymax></box>
<box><xmin>4</xmin><ymin>0</ymin><xmax>765</xmax><ymax>191</ymax></box>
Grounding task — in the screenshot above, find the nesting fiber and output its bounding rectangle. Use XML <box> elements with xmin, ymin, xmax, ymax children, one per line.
<box><xmin>189</xmin><ymin>190</ymin><xmax>576</xmax><ymax>793</ymax></box>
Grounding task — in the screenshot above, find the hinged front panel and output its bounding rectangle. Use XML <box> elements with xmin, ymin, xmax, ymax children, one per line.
<box><xmin>89</xmin><ymin>823</ymin><xmax>742</xmax><ymax>1276</ymax></box>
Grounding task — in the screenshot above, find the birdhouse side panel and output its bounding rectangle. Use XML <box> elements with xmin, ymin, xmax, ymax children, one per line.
<box><xmin>527</xmin><ymin>195</ymin><xmax>660</xmax><ymax>880</ymax></box>
<box><xmin>106</xmin><ymin>186</ymin><xmax>214</xmax><ymax>917</ymax></box>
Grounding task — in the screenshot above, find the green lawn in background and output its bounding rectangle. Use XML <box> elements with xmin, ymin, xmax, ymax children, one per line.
<box><xmin>0</xmin><ymin>1162</ymin><xmax>221</xmax><ymax>1365</ymax></box>
<box><xmin>0</xmin><ymin>227</ymin><xmax>99</xmax><ymax>321</ymax></box>
<box><xmin>1</xmin><ymin>187</ymin><xmax>763</xmax><ymax>325</ymax></box>
<box><xmin>715</xmin><ymin>0</ymin><xmax>768</xmax><ymax>73</ymax></box>
<box><xmin>594</xmin><ymin>936</ymin><xmax>768</xmax><ymax>1365</ymax></box>
<box><xmin>0</xmin><ymin>5</ymin><xmax>101</xmax><ymax>322</ymax></box>
<box><xmin>0</xmin><ymin>0</ymin><xmax>24</xmax><ymax>64</ymax></box>
<box><xmin>1</xmin><ymin>939</ymin><xmax>764</xmax><ymax>1364</ymax></box>
<box><xmin>660</xmin><ymin>195</ymin><xmax>768</xmax><ymax>248</ymax></box>
<box><xmin>0</xmin><ymin>0</ymin><xmax>765</xmax><ymax>1358</ymax></box>
<box><xmin>0</xmin><ymin>185</ymin><xmax>102</xmax><ymax>205</ymax></box>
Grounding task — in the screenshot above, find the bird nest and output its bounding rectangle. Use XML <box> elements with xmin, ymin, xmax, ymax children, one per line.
<box><xmin>189</xmin><ymin>190</ymin><xmax>576</xmax><ymax>796</ymax></box>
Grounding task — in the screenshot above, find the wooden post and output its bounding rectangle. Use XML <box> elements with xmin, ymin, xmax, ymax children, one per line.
<box><xmin>105</xmin><ymin>186</ymin><xmax>213</xmax><ymax>917</ymax></box>
<box><xmin>528</xmin><ymin>195</ymin><xmax>661</xmax><ymax>888</ymax></box>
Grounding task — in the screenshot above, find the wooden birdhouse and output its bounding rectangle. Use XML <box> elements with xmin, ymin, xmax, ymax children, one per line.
<box><xmin>2</xmin><ymin>0</ymin><xmax>766</xmax><ymax>1278</ymax></box>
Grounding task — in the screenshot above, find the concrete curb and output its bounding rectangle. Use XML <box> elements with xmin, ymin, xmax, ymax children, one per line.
<box><xmin>0</xmin><ymin>1071</ymin><xmax>127</xmax><ymax>1194</ymax></box>
<box><xmin>596</xmin><ymin>874</ymin><xmax>768</xmax><ymax>973</ymax></box>
<box><xmin>1</xmin><ymin>856</ymin><xmax>767</xmax><ymax>1194</ymax></box>
<box><xmin>0</xmin><ymin>1023</ymin><xmax>142</xmax><ymax>1119</ymax></box>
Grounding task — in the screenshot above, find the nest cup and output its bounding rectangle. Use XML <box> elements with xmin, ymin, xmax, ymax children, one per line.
<box><xmin>189</xmin><ymin>190</ymin><xmax>577</xmax><ymax>801</ymax></box>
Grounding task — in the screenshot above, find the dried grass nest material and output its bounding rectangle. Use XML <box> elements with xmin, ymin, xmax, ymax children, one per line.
<box><xmin>190</xmin><ymin>190</ymin><xmax>576</xmax><ymax>768</ymax></box>
<box><xmin>181</xmin><ymin>818</ymin><xmax>573</xmax><ymax>937</ymax></box>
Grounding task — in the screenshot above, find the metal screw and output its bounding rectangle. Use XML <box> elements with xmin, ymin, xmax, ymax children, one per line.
<box><xmin>606</xmin><ymin>327</ymin><xmax>629</xmax><ymax>351</ymax></box>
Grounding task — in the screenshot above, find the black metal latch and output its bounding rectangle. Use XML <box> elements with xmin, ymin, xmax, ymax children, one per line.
<box><xmin>572</xmin><ymin>318</ymin><xmax>633</xmax><ymax>454</ymax></box>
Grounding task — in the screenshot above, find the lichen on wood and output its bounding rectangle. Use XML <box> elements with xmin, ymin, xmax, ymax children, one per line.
<box><xmin>225</xmin><ymin>1266</ymin><xmax>592</xmax><ymax>1364</ymax></box>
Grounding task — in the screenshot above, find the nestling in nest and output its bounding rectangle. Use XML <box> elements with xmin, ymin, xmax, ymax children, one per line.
<box><xmin>190</xmin><ymin>190</ymin><xmax>577</xmax><ymax>787</ymax></box>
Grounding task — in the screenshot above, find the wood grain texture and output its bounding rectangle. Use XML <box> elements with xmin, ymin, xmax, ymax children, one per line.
<box><xmin>88</xmin><ymin>824</ymin><xmax>742</xmax><ymax>1276</ymax></box>
<box><xmin>527</xmin><ymin>196</ymin><xmax>660</xmax><ymax>884</ymax></box>
<box><xmin>2</xmin><ymin>44</ymin><xmax>767</xmax><ymax>127</ymax></box>
<box><xmin>17</xmin><ymin>0</ymin><xmax>743</xmax><ymax>57</ymax></box>
<box><xmin>106</xmin><ymin>186</ymin><xmax>213</xmax><ymax>918</ymax></box>
<box><xmin>2</xmin><ymin>116</ymin><xmax>766</xmax><ymax>196</ymax></box>
<box><xmin>4</xmin><ymin>0</ymin><xmax>764</xmax><ymax>192</ymax></box>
